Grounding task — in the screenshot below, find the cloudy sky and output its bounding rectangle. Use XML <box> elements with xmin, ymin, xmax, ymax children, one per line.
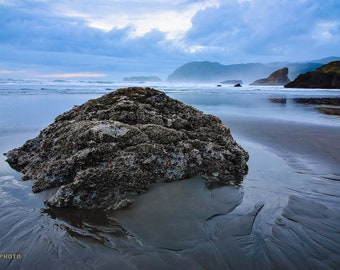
<box><xmin>0</xmin><ymin>0</ymin><xmax>339</xmax><ymax>80</ymax></box>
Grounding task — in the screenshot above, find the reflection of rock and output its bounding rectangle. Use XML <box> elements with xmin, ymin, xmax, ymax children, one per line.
<box><xmin>269</xmin><ymin>98</ymin><xmax>287</xmax><ymax>104</ymax></box>
<box><xmin>112</xmin><ymin>177</ymin><xmax>244</xmax><ymax>250</ymax></box>
<box><xmin>294</xmin><ymin>97</ymin><xmax>340</xmax><ymax>116</ymax></box>
<box><xmin>317</xmin><ymin>107</ymin><xmax>340</xmax><ymax>116</ymax></box>
<box><xmin>251</xmin><ymin>68</ymin><xmax>291</xmax><ymax>85</ymax></box>
<box><xmin>294</xmin><ymin>97</ymin><xmax>340</xmax><ymax>106</ymax></box>
<box><xmin>5</xmin><ymin>87</ymin><xmax>249</xmax><ymax>210</ymax></box>
<box><xmin>285</xmin><ymin>61</ymin><xmax>340</xmax><ymax>89</ymax></box>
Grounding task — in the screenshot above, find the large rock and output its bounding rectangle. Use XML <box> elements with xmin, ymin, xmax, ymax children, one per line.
<box><xmin>251</xmin><ymin>68</ymin><xmax>291</xmax><ymax>85</ymax></box>
<box><xmin>5</xmin><ymin>87</ymin><xmax>249</xmax><ymax>210</ymax></box>
<box><xmin>285</xmin><ymin>61</ymin><xmax>340</xmax><ymax>89</ymax></box>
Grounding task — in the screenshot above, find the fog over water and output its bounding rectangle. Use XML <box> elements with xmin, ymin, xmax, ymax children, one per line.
<box><xmin>0</xmin><ymin>80</ymin><xmax>340</xmax><ymax>269</ymax></box>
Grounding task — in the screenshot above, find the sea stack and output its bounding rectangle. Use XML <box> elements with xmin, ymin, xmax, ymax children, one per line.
<box><xmin>251</xmin><ymin>68</ymin><xmax>291</xmax><ymax>85</ymax></box>
<box><xmin>5</xmin><ymin>87</ymin><xmax>249</xmax><ymax>211</ymax></box>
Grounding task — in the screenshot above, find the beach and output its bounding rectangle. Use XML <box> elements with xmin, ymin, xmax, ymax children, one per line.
<box><xmin>0</xmin><ymin>82</ymin><xmax>340</xmax><ymax>269</ymax></box>
<box><xmin>224</xmin><ymin>114</ymin><xmax>340</xmax><ymax>174</ymax></box>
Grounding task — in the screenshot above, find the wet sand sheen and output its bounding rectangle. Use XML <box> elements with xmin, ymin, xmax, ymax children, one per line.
<box><xmin>221</xmin><ymin>114</ymin><xmax>340</xmax><ymax>175</ymax></box>
<box><xmin>2</xmin><ymin>128</ymin><xmax>339</xmax><ymax>269</ymax></box>
<box><xmin>1</xmin><ymin>93</ymin><xmax>340</xmax><ymax>269</ymax></box>
<box><xmin>110</xmin><ymin>177</ymin><xmax>244</xmax><ymax>250</ymax></box>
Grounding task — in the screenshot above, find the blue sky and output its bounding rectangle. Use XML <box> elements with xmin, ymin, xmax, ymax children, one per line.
<box><xmin>0</xmin><ymin>0</ymin><xmax>339</xmax><ymax>80</ymax></box>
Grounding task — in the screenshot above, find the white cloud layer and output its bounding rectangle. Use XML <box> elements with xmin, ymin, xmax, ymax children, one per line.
<box><xmin>0</xmin><ymin>0</ymin><xmax>339</xmax><ymax>79</ymax></box>
<box><xmin>47</xmin><ymin>0</ymin><xmax>220</xmax><ymax>39</ymax></box>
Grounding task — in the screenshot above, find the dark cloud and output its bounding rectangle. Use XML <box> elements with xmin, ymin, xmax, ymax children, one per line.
<box><xmin>184</xmin><ymin>0</ymin><xmax>340</xmax><ymax>62</ymax></box>
<box><xmin>0</xmin><ymin>4</ymin><xmax>168</xmax><ymax>56</ymax></box>
<box><xmin>0</xmin><ymin>2</ymin><xmax>177</xmax><ymax>78</ymax></box>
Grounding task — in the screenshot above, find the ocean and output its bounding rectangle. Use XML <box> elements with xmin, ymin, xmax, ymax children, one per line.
<box><xmin>0</xmin><ymin>79</ymin><xmax>340</xmax><ymax>269</ymax></box>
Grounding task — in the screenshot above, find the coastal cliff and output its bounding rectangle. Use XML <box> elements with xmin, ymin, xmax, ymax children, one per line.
<box><xmin>167</xmin><ymin>61</ymin><xmax>272</xmax><ymax>83</ymax></box>
<box><xmin>5</xmin><ymin>87</ymin><xmax>249</xmax><ymax>210</ymax></box>
<box><xmin>166</xmin><ymin>59</ymin><xmax>332</xmax><ymax>83</ymax></box>
<box><xmin>251</xmin><ymin>68</ymin><xmax>291</xmax><ymax>85</ymax></box>
<box><xmin>285</xmin><ymin>61</ymin><xmax>340</xmax><ymax>89</ymax></box>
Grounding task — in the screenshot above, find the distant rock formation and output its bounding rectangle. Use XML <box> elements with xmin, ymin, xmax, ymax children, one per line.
<box><xmin>234</xmin><ymin>83</ymin><xmax>242</xmax><ymax>87</ymax></box>
<box><xmin>251</xmin><ymin>68</ymin><xmax>291</xmax><ymax>85</ymax></box>
<box><xmin>220</xmin><ymin>80</ymin><xmax>243</xmax><ymax>85</ymax></box>
<box><xmin>285</xmin><ymin>61</ymin><xmax>340</xmax><ymax>89</ymax></box>
<box><xmin>5</xmin><ymin>87</ymin><xmax>249</xmax><ymax>210</ymax></box>
<box><xmin>167</xmin><ymin>61</ymin><xmax>273</xmax><ymax>83</ymax></box>
<box><xmin>123</xmin><ymin>76</ymin><xmax>161</xmax><ymax>82</ymax></box>
<box><xmin>166</xmin><ymin>58</ymin><xmax>336</xmax><ymax>83</ymax></box>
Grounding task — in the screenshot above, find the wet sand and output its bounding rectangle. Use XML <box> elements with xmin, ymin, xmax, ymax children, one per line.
<box><xmin>222</xmin><ymin>115</ymin><xmax>340</xmax><ymax>175</ymax></box>
<box><xmin>1</xmin><ymin>96</ymin><xmax>340</xmax><ymax>269</ymax></box>
<box><xmin>219</xmin><ymin>115</ymin><xmax>340</xmax><ymax>269</ymax></box>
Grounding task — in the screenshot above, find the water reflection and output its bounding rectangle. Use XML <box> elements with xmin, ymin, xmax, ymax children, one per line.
<box><xmin>110</xmin><ymin>178</ymin><xmax>244</xmax><ymax>250</ymax></box>
<box><xmin>1</xmin><ymin>85</ymin><xmax>340</xmax><ymax>269</ymax></box>
<box><xmin>43</xmin><ymin>208</ymin><xmax>111</xmax><ymax>228</ymax></box>
<box><xmin>269</xmin><ymin>98</ymin><xmax>287</xmax><ymax>104</ymax></box>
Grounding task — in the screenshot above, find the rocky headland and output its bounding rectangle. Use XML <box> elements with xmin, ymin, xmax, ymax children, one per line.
<box><xmin>5</xmin><ymin>87</ymin><xmax>249</xmax><ymax>210</ymax></box>
<box><xmin>285</xmin><ymin>61</ymin><xmax>340</xmax><ymax>89</ymax></box>
<box><xmin>251</xmin><ymin>68</ymin><xmax>291</xmax><ymax>85</ymax></box>
<box><xmin>166</xmin><ymin>59</ymin><xmax>333</xmax><ymax>83</ymax></box>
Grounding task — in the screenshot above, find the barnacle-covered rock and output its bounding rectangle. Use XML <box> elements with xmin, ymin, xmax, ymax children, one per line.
<box><xmin>5</xmin><ymin>87</ymin><xmax>249</xmax><ymax>210</ymax></box>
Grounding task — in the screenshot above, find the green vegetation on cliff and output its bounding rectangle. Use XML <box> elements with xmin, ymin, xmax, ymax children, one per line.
<box><xmin>317</xmin><ymin>61</ymin><xmax>340</xmax><ymax>74</ymax></box>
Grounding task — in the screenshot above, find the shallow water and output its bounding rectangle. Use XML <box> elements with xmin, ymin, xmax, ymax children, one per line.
<box><xmin>0</xmin><ymin>81</ymin><xmax>340</xmax><ymax>269</ymax></box>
